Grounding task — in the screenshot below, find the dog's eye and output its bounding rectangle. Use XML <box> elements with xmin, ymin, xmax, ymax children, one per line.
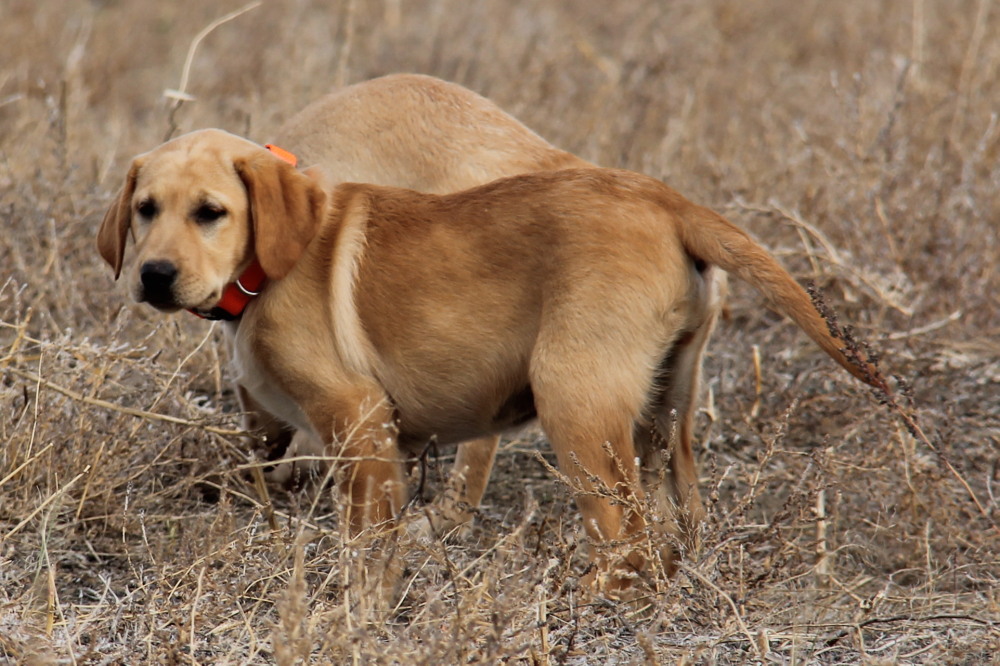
<box><xmin>193</xmin><ymin>204</ymin><xmax>226</xmax><ymax>224</ymax></box>
<box><xmin>136</xmin><ymin>199</ymin><xmax>158</xmax><ymax>220</ymax></box>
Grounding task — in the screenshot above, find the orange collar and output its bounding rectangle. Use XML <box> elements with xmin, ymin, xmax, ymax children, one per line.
<box><xmin>190</xmin><ymin>144</ymin><xmax>297</xmax><ymax>321</ymax></box>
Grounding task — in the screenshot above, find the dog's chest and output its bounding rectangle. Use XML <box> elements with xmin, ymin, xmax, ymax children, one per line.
<box><xmin>226</xmin><ymin>322</ymin><xmax>315</xmax><ymax>438</ymax></box>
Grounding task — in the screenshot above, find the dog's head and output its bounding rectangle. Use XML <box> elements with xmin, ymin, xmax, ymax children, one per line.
<box><xmin>96</xmin><ymin>129</ymin><xmax>326</xmax><ymax>313</ymax></box>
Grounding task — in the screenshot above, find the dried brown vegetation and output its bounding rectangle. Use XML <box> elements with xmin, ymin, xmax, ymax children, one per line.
<box><xmin>2</xmin><ymin>0</ymin><xmax>999</xmax><ymax>663</ymax></box>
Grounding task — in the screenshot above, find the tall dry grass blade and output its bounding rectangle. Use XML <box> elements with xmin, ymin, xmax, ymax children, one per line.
<box><xmin>163</xmin><ymin>0</ymin><xmax>263</xmax><ymax>140</ymax></box>
<box><xmin>5</xmin><ymin>367</ymin><xmax>243</xmax><ymax>436</ymax></box>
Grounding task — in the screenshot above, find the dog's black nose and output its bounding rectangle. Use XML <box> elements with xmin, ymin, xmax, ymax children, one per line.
<box><xmin>140</xmin><ymin>260</ymin><xmax>178</xmax><ymax>305</ymax></box>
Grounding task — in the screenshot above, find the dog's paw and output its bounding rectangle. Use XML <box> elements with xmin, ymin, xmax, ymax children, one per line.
<box><xmin>403</xmin><ymin>502</ymin><xmax>476</xmax><ymax>544</ymax></box>
<box><xmin>263</xmin><ymin>430</ymin><xmax>327</xmax><ymax>488</ymax></box>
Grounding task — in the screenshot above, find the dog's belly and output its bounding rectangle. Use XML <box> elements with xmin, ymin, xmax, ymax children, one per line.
<box><xmin>393</xmin><ymin>380</ymin><xmax>537</xmax><ymax>448</ymax></box>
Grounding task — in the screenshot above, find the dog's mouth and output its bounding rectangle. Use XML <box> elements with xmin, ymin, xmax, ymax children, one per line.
<box><xmin>185</xmin><ymin>291</ymin><xmax>224</xmax><ymax>316</ymax></box>
<box><xmin>142</xmin><ymin>298</ymin><xmax>184</xmax><ymax>313</ymax></box>
<box><xmin>137</xmin><ymin>286</ymin><xmax>183</xmax><ymax>312</ymax></box>
<box><xmin>188</xmin><ymin>305</ymin><xmax>220</xmax><ymax>318</ymax></box>
<box><xmin>136</xmin><ymin>281</ymin><xmax>221</xmax><ymax>315</ymax></box>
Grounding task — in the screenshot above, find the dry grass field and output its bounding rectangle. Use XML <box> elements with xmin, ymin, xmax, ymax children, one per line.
<box><xmin>2</xmin><ymin>0</ymin><xmax>999</xmax><ymax>663</ymax></box>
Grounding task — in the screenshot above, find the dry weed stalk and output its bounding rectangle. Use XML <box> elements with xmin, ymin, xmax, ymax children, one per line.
<box><xmin>162</xmin><ymin>1</ymin><xmax>263</xmax><ymax>141</ymax></box>
<box><xmin>808</xmin><ymin>284</ymin><xmax>997</xmax><ymax>534</ymax></box>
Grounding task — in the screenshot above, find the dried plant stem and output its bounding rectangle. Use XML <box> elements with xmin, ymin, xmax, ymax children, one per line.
<box><xmin>733</xmin><ymin>198</ymin><xmax>915</xmax><ymax>315</ymax></box>
<box><xmin>808</xmin><ymin>287</ymin><xmax>996</xmax><ymax>532</ymax></box>
<box><xmin>950</xmin><ymin>0</ymin><xmax>993</xmax><ymax>140</ymax></box>
<box><xmin>0</xmin><ymin>306</ymin><xmax>34</xmax><ymax>370</ymax></box>
<box><xmin>250</xmin><ymin>464</ymin><xmax>280</xmax><ymax>533</ymax></box>
<box><xmin>679</xmin><ymin>562</ymin><xmax>766</xmax><ymax>662</ymax></box>
<box><xmin>911</xmin><ymin>0</ymin><xmax>926</xmax><ymax>84</ymax></box>
<box><xmin>536</xmin><ymin>584</ymin><xmax>552</xmax><ymax>665</ymax></box>
<box><xmin>194</xmin><ymin>479</ymin><xmax>321</xmax><ymax>532</ymax></box>
<box><xmin>3</xmin><ymin>470</ymin><xmax>88</xmax><ymax>542</ymax></box>
<box><xmin>0</xmin><ymin>442</ymin><xmax>54</xmax><ymax>488</ymax></box>
<box><xmin>886</xmin><ymin>309</ymin><xmax>962</xmax><ymax>341</ymax></box>
<box><xmin>7</xmin><ymin>366</ymin><xmax>243</xmax><ymax>437</ymax></box>
<box><xmin>191</xmin><ymin>565</ymin><xmax>207</xmax><ymax>664</ymax></box>
<box><xmin>75</xmin><ymin>439</ymin><xmax>107</xmax><ymax>519</ymax></box>
<box><xmin>899</xmin><ymin>408</ymin><xmax>995</xmax><ymax>531</ymax></box>
<box><xmin>814</xmin><ymin>489</ymin><xmax>830</xmax><ymax>586</ymax></box>
<box><xmin>163</xmin><ymin>0</ymin><xmax>263</xmax><ymax>140</ymax></box>
<box><xmin>135</xmin><ymin>321</ymin><xmax>217</xmax><ymax>435</ymax></box>
<box><xmin>336</xmin><ymin>0</ymin><xmax>359</xmax><ymax>88</ymax></box>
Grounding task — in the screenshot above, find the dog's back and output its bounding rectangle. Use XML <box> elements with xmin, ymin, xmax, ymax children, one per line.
<box><xmin>274</xmin><ymin>73</ymin><xmax>587</xmax><ymax>193</ymax></box>
<box><xmin>337</xmin><ymin>168</ymin><xmax>886</xmax><ymax>422</ymax></box>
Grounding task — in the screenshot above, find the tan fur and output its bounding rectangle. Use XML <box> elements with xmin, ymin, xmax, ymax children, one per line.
<box><xmin>272</xmin><ymin>75</ymin><xmax>593</xmax><ymax>518</ymax></box>
<box><xmin>321</xmin><ymin>197</ymin><xmax>374</xmax><ymax>377</ymax></box>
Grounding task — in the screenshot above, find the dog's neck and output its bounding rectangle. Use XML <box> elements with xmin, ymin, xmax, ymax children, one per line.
<box><xmin>187</xmin><ymin>143</ymin><xmax>298</xmax><ymax>322</ymax></box>
<box><xmin>188</xmin><ymin>259</ymin><xmax>267</xmax><ymax>321</ymax></box>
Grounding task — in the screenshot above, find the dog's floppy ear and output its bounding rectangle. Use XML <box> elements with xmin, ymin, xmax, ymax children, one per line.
<box><xmin>96</xmin><ymin>160</ymin><xmax>141</xmax><ymax>280</ymax></box>
<box><xmin>235</xmin><ymin>152</ymin><xmax>327</xmax><ymax>280</ymax></box>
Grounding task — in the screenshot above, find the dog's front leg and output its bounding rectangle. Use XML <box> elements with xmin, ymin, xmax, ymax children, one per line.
<box><xmin>302</xmin><ymin>381</ymin><xmax>408</xmax><ymax>610</ymax></box>
<box><xmin>302</xmin><ymin>384</ymin><xmax>407</xmax><ymax>534</ymax></box>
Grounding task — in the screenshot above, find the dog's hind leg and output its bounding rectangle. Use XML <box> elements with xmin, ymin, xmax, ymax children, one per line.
<box><xmin>632</xmin><ymin>321</ymin><xmax>713</xmax><ymax>568</ymax></box>
<box><xmin>536</xmin><ymin>399</ymin><xmax>647</xmax><ymax>593</ymax></box>
<box><xmin>529</xmin><ymin>327</ymin><xmax>666</xmax><ymax>594</ymax></box>
<box><xmin>633</xmin><ymin>271</ymin><xmax>725</xmax><ymax>573</ymax></box>
<box><xmin>632</xmin><ymin>266</ymin><xmax>724</xmax><ymax>567</ymax></box>
<box><xmin>409</xmin><ymin>434</ymin><xmax>501</xmax><ymax>539</ymax></box>
<box><xmin>434</xmin><ymin>434</ymin><xmax>501</xmax><ymax>534</ymax></box>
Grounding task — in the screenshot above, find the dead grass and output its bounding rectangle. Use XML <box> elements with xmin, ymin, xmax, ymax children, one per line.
<box><xmin>2</xmin><ymin>0</ymin><xmax>999</xmax><ymax>663</ymax></box>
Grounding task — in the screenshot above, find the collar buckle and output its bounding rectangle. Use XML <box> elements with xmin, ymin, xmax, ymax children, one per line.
<box><xmin>235</xmin><ymin>277</ymin><xmax>262</xmax><ymax>297</ymax></box>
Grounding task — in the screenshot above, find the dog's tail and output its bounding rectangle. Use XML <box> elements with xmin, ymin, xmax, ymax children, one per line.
<box><xmin>669</xmin><ymin>197</ymin><xmax>889</xmax><ymax>394</ymax></box>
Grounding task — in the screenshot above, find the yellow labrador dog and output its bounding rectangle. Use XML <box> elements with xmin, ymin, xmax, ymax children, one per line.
<box><xmin>99</xmin><ymin>74</ymin><xmax>732</xmax><ymax>541</ymax></box>
<box><xmin>97</xmin><ymin>120</ymin><xmax>887</xmax><ymax>590</ymax></box>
